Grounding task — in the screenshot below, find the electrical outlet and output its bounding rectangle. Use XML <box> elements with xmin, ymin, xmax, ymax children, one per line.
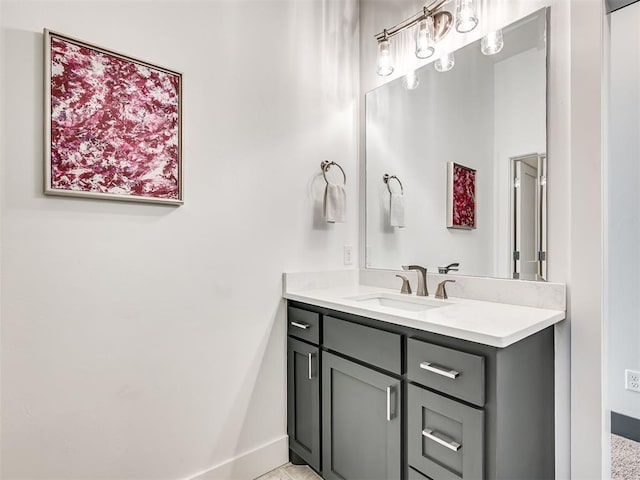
<box><xmin>625</xmin><ymin>369</ymin><xmax>640</xmax><ymax>393</ymax></box>
<box><xmin>343</xmin><ymin>245</ymin><xmax>353</xmax><ymax>266</ymax></box>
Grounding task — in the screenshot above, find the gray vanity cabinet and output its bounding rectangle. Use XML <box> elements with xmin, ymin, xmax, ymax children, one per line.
<box><xmin>321</xmin><ymin>315</ymin><xmax>403</xmax><ymax>480</ymax></box>
<box><xmin>408</xmin><ymin>384</ymin><xmax>483</xmax><ymax>480</ymax></box>
<box><xmin>287</xmin><ymin>337</ymin><xmax>320</xmax><ymax>471</ymax></box>
<box><xmin>286</xmin><ymin>301</ymin><xmax>556</xmax><ymax>480</ymax></box>
<box><xmin>322</xmin><ymin>352</ymin><xmax>402</xmax><ymax>480</ymax></box>
<box><xmin>287</xmin><ymin>306</ymin><xmax>322</xmax><ymax>472</ymax></box>
<box><xmin>407</xmin><ymin>338</ymin><xmax>485</xmax><ymax>479</ymax></box>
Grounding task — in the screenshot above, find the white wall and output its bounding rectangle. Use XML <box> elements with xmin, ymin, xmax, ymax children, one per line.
<box><xmin>607</xmin><ymin>1</ymin><xmax>640</xmax><ymax>422</ymax></box>
<box><xmin>0</xmin><ymin>1</ymin><xmax>359</xmax><ymax>479</ymax></box>
<box><xmin>568</xmin><ymin>2</ymin><xmax>606</xmax><ymax>478</ymax></box>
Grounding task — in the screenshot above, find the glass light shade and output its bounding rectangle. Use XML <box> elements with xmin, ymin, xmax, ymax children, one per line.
<box><xmin>376</xmin><ymin>39</ymin><xmax>394</xmax><ymax>76</ymax></box>
<box><xmin>434</xmin><ymin>52</ymin><xmax>455</xmax><ymax>72</ymax></box>
<box><xmin>402</xmin><ymin>70</ymin><xmax>419</xmax><ymax>90</ymax></box>
<box><xmin>415</xmin><ymin>17</ymin><xmax>435</xmax><ymax>59</ymax></box>
<box><xmin>481</xmin><ymin>29</ymin><xmax>504</xmax><ymax>55</ymax></box>
<box><xmin>455</xmin><ymin>0</ymin><xmax>479</xmax><ymax>33</ymax></box>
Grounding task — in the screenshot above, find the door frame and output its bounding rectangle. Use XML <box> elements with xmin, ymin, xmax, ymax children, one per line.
<box><xmin>510</xmin><ymin>152</ymin><xmax>547</xmax><ymax>281</ymax></box>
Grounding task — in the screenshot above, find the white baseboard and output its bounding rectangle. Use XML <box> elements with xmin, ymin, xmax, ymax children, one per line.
<box><xmin>187</xmin><ymin>435</ymin><xmax>289</xmax><ymax>480</ymax></box>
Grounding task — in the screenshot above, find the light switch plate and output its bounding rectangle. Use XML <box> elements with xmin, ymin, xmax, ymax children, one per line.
<box><xmin>343</xmin><ymin>245</ymin><xmax>353</xmax><ymax>265</ymax></box>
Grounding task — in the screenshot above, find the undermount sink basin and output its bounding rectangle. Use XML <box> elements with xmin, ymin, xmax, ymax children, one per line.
<box><xmin>346</xmin><ymin>293</ymin><xmax>451</xmax><ymax>312</ymax></box>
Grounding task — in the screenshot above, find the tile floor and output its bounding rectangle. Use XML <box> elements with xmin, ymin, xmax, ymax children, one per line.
<box><xmin>255</xmin><ymin>463</ymin><xmax>322</xmax><ymax>480</ymax></box>
<box><xmin>256</xmin><ymin>440</ymin><xmax>640</xmax><ymax>480</ymax></box>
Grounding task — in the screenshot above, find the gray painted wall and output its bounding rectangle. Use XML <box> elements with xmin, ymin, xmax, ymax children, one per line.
<box><xmin>608</xmin><ymin>1</ymin><xmax>640</xmax><ymax>422</ymax></box>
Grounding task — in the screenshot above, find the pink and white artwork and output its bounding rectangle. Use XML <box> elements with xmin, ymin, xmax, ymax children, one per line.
<box><xmin>45</xmin><ymin>30</ymin><xmax>182</xmax><ymax>204</ymax></box>
<box><xmin>447</xmin><ymin>162</ymin><xmax>476</xmax><ymax>229</ymax></box>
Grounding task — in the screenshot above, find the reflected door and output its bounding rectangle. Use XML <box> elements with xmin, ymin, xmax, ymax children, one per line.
<box><xmin>512</xmin><ymin>154</ymin><xmax>546</xmax><ymax>280</ymax></box>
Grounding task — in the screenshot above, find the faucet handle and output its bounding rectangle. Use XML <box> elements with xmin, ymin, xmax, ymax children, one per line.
<box><xmin>395</xmin><ymin>275</ymin><xmax>412</xmax><ymax>294</ymax></box>
<box><xmin>435</xmin><ymin>279</ymin><xmax>456</xmax><ymax>300</ymax></box>
<box><xmin>438</xmin><ymin>263</ymin><xmax>460</xmax><ymax>274</ymax></box>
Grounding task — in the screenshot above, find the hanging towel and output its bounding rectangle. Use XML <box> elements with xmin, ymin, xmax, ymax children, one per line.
<box><xmin>390</xmin><ymin>192</ymin><xmax>405</xmax><ymax>228</ymax></box>
<box><xmin>324</xmin><ymin>184</ymin><xmax>346</xmax><ymax>223</ymax></box>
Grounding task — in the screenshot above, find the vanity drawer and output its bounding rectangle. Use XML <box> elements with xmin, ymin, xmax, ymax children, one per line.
<box><xmin>288</xmin><ymin>306</ymin><xmax>320</xmax><ymax>345</ymax></box>
<box><xmin>323</xmin><ymin>316</ymin><xmax>402</xmax><ymax>375</ymax></box>
<box><xmin>407</xmin><ymin>338</ymin><xmax>485</xmax><ymax>407</ymax></box>
<box><xmin>408</xmin><ymin>384</ymin><xmax>484</xmax><ymax>480</ymax></box>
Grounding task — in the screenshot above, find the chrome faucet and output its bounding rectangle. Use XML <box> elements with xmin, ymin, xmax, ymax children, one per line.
<box><xmin>402</xmin><ymin>265</ymin><xmax>428</xmax><ymax>296</ymax></box>
<box><xmin>435</xmin><ymin>279</ymin><xmax>456</xmax><ymax>300</ymax></box>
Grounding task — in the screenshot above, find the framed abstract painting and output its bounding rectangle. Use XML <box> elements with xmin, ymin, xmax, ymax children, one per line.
<box><xmin>44</xmin><ymin>30</ymin><xmax>183</xmax><ymax>205</ymax></box>
<box><xmin>447</xmin><ymin>162</ymin><xmax>476</xmax><ymax>229</ymax></box>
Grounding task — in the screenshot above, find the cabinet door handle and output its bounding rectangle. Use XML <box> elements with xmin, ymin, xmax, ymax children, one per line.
<box><xmin>422</xmin><ymin>429</ymin><xmax>461</xmax><ymax>452</ymax></box>
<box><xmin>420</xmin><ymin>362</ymin><xmax>460</xmax><ymax>379</ymax></box>
<box><xmin>386</xmin><ymin>386</ymin><xmax>393</xmax><ymax>421</ymax></box>
<box><xmin>290</xmin><ymin>321</ymin><xmax>310</xmax><ymax>330</ymax></box>
<box><xmin>308</xmin><ymin>353</ymin><xmax>314</xmax><ymax>380</ymax></box>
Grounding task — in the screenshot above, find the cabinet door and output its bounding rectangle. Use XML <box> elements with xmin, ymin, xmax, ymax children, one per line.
<box><xmin>322</xmin><ymin>352</ymin><xmax>401</xmax><ymax>480</ymax></box>
<box><xmin>287</xmin><ymin>337</ymin><xmax>321</xmax><ymax>471</ymax></box>
<box><xmin>408</xmin><ymin>384</ymin><xmax>483</xmax><ymax>480</ymax></box>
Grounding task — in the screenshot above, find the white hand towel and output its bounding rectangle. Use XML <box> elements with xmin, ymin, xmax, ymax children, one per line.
<box><xmin>390</xmin><ymin>192</ymin><xmax>405</xmax><ymax>228</ymax></box>
<box><xmin>324</xmin><ymin>184</ymin><xmax>346</xmax><ymax>223</ymax></box>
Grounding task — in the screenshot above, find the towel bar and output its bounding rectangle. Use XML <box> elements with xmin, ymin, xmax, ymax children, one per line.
<box><xmin>383</xmin><ymin>174</ymin><xmax>404</xmax><ymax>195</ymax></box>
<box><xmin>321</xmin><ymin>161</ymin><xmax>347</xmax><ymax>186</ymax></box>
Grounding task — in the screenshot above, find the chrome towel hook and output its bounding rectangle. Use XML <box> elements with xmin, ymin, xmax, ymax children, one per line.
<box><xmin>321</xmin><ymin>161</ymin><xmax>347</xmax><ymax>186</ymax></box>
<box><xmin>383</xmin><ymin>174</ymin><xmax>404</xmax><ymax>195</ymax></box>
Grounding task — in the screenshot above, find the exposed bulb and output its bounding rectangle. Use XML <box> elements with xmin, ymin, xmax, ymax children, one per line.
<box><xmin>455</xmin><ymin>0</ymin><xmax>479</xmax><ymax>33</ymax></box>
<box><xmin>415</xmin><ymin>17</ymin><xmax>435</xmax><ymax>59</ymax></box>
<box><xmin>434</xmin><ymin>52</ymin><xmax>455</xmax><ymax>72</ymax></box>
<box><xmin>376</xmin><ymin>38</ymin><xmax>394</xmax><ymax>76</ymax></box>
<box><xmin>481</xmin><ymin>29</ymin><xmax>504</xmax><ymax>55</ymax></box>
<box><xmin>402</xmin><ymin>70</ymin><xmax>419</xmax><ymax>90</ymax></box>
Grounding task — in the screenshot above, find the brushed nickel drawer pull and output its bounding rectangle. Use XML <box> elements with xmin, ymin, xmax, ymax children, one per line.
<box><xmin>422</xmin><ymin>429</ymin><xmax>461</xmax><ymax>452</ymax></box>
<box><xmin>420</xmin><ymin>362</ymin><xmax>460</xmax><ymax>379</ymax></box>
<box><xmin>290</xmin><ymin>321</ymin><xmax>310</xmax><ymax>330</ymax></box>
<box><xmin>386</xmin><ymin>386</ymin><xmax>392</xmax><ymax>421</ymax></box>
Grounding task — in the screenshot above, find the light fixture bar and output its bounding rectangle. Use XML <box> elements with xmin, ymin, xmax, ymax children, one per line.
<box><xmin>373</xmin><ymin>0</ymin><xmax>450</xmax><ymax>41</ymax></box>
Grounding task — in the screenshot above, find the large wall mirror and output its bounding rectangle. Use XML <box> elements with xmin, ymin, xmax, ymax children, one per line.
<box><xmin>365</xmin><ymin>8</ymin><xmax>548</xmax><ymax>280</ymax></box>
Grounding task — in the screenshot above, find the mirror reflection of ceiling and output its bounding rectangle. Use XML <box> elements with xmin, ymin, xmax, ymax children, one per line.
<box><xmin>365</xmin><ymin>9</ymin><xmax>547</xmax><ymax>280</ymax></box>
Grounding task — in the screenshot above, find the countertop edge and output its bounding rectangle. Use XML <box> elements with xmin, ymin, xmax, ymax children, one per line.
<box><xmin>283</xmin><ymin>291</ymin><xmax>566</xmax><ymax>348</ymax></box>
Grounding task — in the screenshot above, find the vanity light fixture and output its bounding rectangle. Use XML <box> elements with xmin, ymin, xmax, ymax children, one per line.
<box><xmin>415</xmin><ymin>16</ymin><xmax>435</xmax><ymax>59</ymax></box>
<box><xmin>455</xmin><ymin>0</ymin><xmax>479</xmax><ymax>33</ymax></box>
<box><xmin>375</xmin><ymin>0</ymin><xmax>479</xmax><ymax>77</ymax></box>
<box><xmin>376</xmin><ymin>32</ymin><xmax>394</xmax><ymax>76</ymax></box>
<box><xmin>402</xmin><ymin>70</ymin><xmax>420</xmax><ymax>90</ymax></box>
<box><xmin>434</xmin><ymin>52</ymin><xmax>455</xmax><ymax>72</ymax></box>
<box><xmin>481</xmin><ymin>29</ymin><xmax>504</xmax><ymax>55</ymax></box>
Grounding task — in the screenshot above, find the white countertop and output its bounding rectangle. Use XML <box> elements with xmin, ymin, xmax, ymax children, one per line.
<box><xmin>284</xmin><ymin>284</ymin><xmax>565</xmax><ymax>348</ymax></box>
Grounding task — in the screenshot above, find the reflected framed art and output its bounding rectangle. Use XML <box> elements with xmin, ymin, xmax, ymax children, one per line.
<box><xmin>447</xmin><ymin>162</ymin><xmax>476</xmax><ymax>229</ymax></box>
